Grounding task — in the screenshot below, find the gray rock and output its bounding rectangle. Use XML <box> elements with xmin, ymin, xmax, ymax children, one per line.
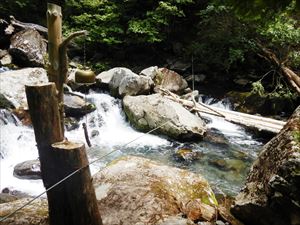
<box><xmin>9</xmin><ymin>29</ymin><xmax>47</xmax><ymax>67</ymax></box>
<box><xmin>231</xmin><ymin>106</ymin><xmax>300</xmax><ymax>225</ymax></box>
<box><xmin>169</xmin><ymin>60</ymin><xmax>191</xmax><ymax>73</ymax></box>
<box><xmin>186</xmin><ymin>74</ymin><xmax>206</xmax><ymax>83</ymax></box>
<box><xmin>64</xmin><ymin>117</ymin><xmax>80</xmax><ymax>131</ymax></box>
<box><xmin>0</xmin><ymin>53</ymin><xmax>12</xmax><ymax>66</ymax></box>
<box><xmin>123</xmin><ymin>94</ymin><xmax>206</xmax><ymax>141</ymax></box>
<box><xmin>108</xmin><ymin>67</ymin><xmax>153</xmax><ymax>97</ymax></box>
<box><xmin>154</xmin><ymin>68</ymin><xmax>188</xmax><ymax>94</ymax></box>
<box><xmin>64</xmin><ymin>94</ymin><xmax>96</xmax><ymax>117</ymax></box>
<box><xmin>94</xmin><ymin>156</ymin><xmax>217</xmax><ymax>225</ymax></box>
<box><xmin>0</xmin><ymin>193</ymin><xmax>19</xmax><ymax>204</ymax></box>
<box><xmin>139</xmin><ymin>66</ymin><xmax>158</xmax><ymax>79</ymax></box>
<box><xmin>13</xmin><ymin>159</ymin><xmax>41</xmax><ymax>180</ymax></box>
<box><xmin>96</xmin><ymin>67</ymin><xmax>118</xmax><ymax>85</ymax></box>
<box><xmin>157</xmin><ymin>216</ymin><xmax>193</xmax><ymax>225</ymax></box>
<box><xmin>0</xmin><ymin>49</ymin><xmax>8</xmax><ymax>58</ymax></box>
<box><xmin>0</xmin><ymin>68</ymin><xmax>48</xmax><ymax>108</ymax></box>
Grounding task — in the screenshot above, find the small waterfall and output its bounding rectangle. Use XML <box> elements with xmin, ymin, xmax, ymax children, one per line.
<box><xmin>0</xmin><ymin>92</ymin><xmax>263</xmax><ymax>196</ymax></box>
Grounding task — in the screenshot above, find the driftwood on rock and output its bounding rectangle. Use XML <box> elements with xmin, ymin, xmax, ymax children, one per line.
<box><xmin>159</xmin><ymin>88</ymin><xmax>286</xmax><ymax>134</ymax></box>
<box><xmin>9</xmin><ymin>15</ymin><xmax>48</xmax><ymax>35</ymax></box>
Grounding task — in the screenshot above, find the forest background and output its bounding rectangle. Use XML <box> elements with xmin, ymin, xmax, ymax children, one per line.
<box><xmin>1</xmin><ymin>0</ymin><xmax>299</xmax><ymax>115</ymax></box>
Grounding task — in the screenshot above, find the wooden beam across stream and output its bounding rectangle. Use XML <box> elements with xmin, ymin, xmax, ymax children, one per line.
<box><xmin>161</xmin><ymin>89</ymin><xmax>286</xmax><ymax>134</ymax></box>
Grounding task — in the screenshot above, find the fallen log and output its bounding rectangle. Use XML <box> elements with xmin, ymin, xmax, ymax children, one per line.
<box><xmin>160</xmin><ymin>89</ymin><xmax>286</xmax><ymax>134</ymax></box>
<box><xmin>9</xmin><ymin>15</ymin><xmax>48</xmax><ymax>34</ymax></box>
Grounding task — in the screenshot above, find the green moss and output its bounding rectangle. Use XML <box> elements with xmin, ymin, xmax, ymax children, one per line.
<box><xmin>292</xmin><ymin>131</ymin><xmax>300</xmax><ymax>144</ymax></box>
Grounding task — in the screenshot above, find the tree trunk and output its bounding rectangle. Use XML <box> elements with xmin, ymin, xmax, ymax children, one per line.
<box><xmin>47</xmin><ymin>3</ymin><xmax>87</xmax><ymax>133</ymax></box>
<box><xmin>25</xmin><ymin>83</ymin><xmax>64</xmax><ymax>188</ymax></box>
<box><xmin>26</xmin><ymin>83</ymin><xmax>102</xmax><ymax>225</ymax></box>
<box><xmin>47</xmin><ymin>3</ymin><xmax>64</xmax><ymax>132</ymax></box>
<box><xmin>48</xmin><ymin>140</ymin><xmax>103</xmax><ymax>225</ymax></box>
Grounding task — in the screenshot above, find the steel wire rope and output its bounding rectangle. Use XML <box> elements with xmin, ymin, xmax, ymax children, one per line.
<box><xmin>0</xmin><ymin>120</ymin><xmax>170</xmax><ymax>222</ymax></box>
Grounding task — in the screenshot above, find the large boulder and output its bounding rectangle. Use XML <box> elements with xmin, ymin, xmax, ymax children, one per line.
<box><xmin>0</xmin><ymin>68</ymin><xmax>48</xmax><ymax>108</ymax></box>
<box><xmin>106</xmin><ymin>67</ymin><xmax>153</xmax><ymax>97</ymax></box>
<box><xmin>9</xmin><ymin>29</ymin><xmax>47</xmax><ymax>67</ymax></box>
<box><xmin>0</xmin><ymin>156</ymin><xmax>219</xmax><ymax>225</ymax></box>
<box><xmin>94</xmin><ymin>156</ymin><xmax>218</xmax><ymax>225</ymax></box>
<box><xmin>123</xmin><ymin>94</ymin><xmax>206</xmax><ymax>140</ymax></box>
<box><xmin>231</xmin><ymin>106</ymin><xmax>300</xmax><ymax>225</ymax></box>
<box><xmin>154</xmin><ymin>68</ymin><xmax>188</xmax><ymax>94</ymax></box>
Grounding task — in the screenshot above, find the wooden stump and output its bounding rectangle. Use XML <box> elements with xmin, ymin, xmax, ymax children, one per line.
<box><xmin>48</xmin><ymin>140</ymin><xmax>102</xmax><ymax>225</ymax></box>
<box><xmin>25</xmin><ymin>83</ymin><xmax>64</xmax><ymax>188</ymax></box>
<box><xmin>26</xmin><ymin>83</ymin><xmax>102</xmax><ymax>225</ymax></box>
<box><xmin>25</xmin><ymin>83</ymin><xmax>64</xmax><ymax>146</ymax></box>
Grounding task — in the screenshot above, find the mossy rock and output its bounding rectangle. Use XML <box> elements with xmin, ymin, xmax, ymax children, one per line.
<box><xmin>93</xmin><ymin>156</ymin><xmax>217</xmax><ymax>225</ymax></box>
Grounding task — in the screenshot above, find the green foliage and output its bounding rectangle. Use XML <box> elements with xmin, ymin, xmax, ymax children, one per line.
<box><xmin>251</xmin><ymin>81</ymin><xmax>265</xmax><ymax>96</ymax></box>
<box><xmin>187</xmin><ymin>4</ymin><xmax>256</xmax><ymax>72</ymax></box>
<box><xmin>0</xmin><ymin>0</ymin><xmax>46</xmax><ymax>22</ymax></box>
<box><xmin>225</xmin><ymin>0</ymin><xmax>300</xmax><ymax>18</ymax></box>
<box><xmin>65</xmin><ymin>0</ymin><xmax>123</xmax><ymax>45</ymax></box>
<box><xmin>65</xmin><ymin>0</ymin><xmax>194</xmax><ymax>45</ymax></box>
<box><xmin>293</xmin><ymin>131</ymin><xmax>300</xmax><ymax>144</ymax></box>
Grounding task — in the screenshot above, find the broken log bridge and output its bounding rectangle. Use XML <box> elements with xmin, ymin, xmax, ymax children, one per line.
<box><xmin>161</xmin><ymin>89</ymin><xmax>286</xmax><ymax>134</ymax></box>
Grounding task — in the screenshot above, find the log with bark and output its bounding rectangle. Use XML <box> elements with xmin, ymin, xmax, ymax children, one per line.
<box><xmin>9</xmin><ymin>15</ymin><xmax>48</xmax><ymax>35</ymax></box>
<box><xmin>159</xmin><ymin>88</ymin><xmax>286</xmax><ymax>134</ymax></box>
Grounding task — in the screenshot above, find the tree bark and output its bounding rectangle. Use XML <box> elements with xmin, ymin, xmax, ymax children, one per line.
<box><xmin>48</xmin><ymin>140</ymin><xmax>103</xmax><ymax>225</ymax></box>
<box><xmin>25</xmin><ymin>83</ymin><xmax>64</xmax><ymax>188</ymax></box>
<box><xmin>47</xmin><ymin>3</ymin><xmax>87</xmax><ymax>133</ymax></box>
<box><xmin>9</xmin><ymin>15</ymin><xmax>48</xmax><ymax>34</ymax></box>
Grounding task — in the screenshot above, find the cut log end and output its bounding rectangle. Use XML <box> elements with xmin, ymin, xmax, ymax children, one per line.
<box><xmin>51</xmin><ymin>140</ymin><xmax>84</xmax><ymax>150</ymax></box>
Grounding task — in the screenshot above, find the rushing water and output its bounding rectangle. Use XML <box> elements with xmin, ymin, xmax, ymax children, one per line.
<box><xmin>0</xmin><ymin>91</ymin><xmax>264</xmax><ymax>197</ymax></box>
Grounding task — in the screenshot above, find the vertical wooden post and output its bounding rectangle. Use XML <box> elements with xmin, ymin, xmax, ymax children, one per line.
<box><xmin>47</xmin><ymin>3</ymin><xmax>62</xmax><ymax>88</ymax></box>
<box><xmin>25</xmin><ymin>83</ymin><xmax>102</xmax><ymax>225</ymax></box>
<box><xmin>25</xmin><ymin>83</ymin><xmax>64</xmax><ymax>187</ymax></box>
<box><xmin>47</xmin><ymin>3</ymin><xmax>64</xmax><ymax>133</ymax></box>
<box><xmin>47</xmin><ymin>3</ymin><xmax>87</xmax><ymax>133</ymax></box>
<box><xmin>49</xmin><ymin>141</ymin><xmax>102</xmax><ymax>225</ymax></box>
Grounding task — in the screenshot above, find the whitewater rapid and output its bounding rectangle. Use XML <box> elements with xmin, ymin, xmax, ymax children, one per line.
<box><xmin>0</xmin><ymin>91</ymin><xmax>263</xmax><ymax>196</ymax></box>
